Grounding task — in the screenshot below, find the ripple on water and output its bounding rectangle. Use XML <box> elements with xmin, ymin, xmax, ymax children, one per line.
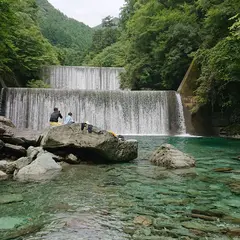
<box><xmin>0</xmin><ymin>136</ymin><xmax>240</xmax><ymax>239</ymax></box>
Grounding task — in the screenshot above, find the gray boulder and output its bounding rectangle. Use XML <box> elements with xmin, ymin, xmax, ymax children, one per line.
<box><xmin>150</xmin><ymin>144</ymin><xmax>195</xmax><ymax>169</ymax></box>
<box><xmin>14</xmin><ymin>152</ymin><xmax>62</xmax><ymax>182</ymax></box>
<box><xmin>0</xmin><ymin>160</ymin><xmax>8</xmax><ymax>171</ymax></box>
<box><xmin>0</xmin><ymin>116</ymin><xmax>15</xmax><ymax>137</ymax></box>
<box><xmin>0</xmin><ymin>160</ymin><xmax>15</xmax><ymax>174</ymax></box>
<box><xmin>0</xmin><ymin>170</ymin><xmax>8</xmax><ymax>180</ymax></box>
<box><xmin>27</xmin><ymin>146</ymin><xmax>43</xmax><ymax>161</ymax></box>
<box><xmin>40</xmin><ymin>124</ymin><xmax>138</xmax><ymax>163</ymax></box>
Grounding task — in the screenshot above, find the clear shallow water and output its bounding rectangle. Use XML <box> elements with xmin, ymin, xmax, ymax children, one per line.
<box><xmin>0</xmin><ymin>136</ymin><xmax>240</xmax><ymax>240</ymax></box>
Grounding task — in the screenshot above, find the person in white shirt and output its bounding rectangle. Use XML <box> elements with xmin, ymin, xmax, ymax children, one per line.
<box><xmin>64</xmin><ymin>112</ymin><xmax>74</xmax><ymax>125</ymax></box>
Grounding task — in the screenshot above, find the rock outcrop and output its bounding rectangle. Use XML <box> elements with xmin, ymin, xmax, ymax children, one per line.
<box><xmin>150</xmin><ymin>144</ymin><xmax>195</xmax><ymax>169</ymax></box>
<box><xmin>40</xmin><ymin>123</ymin><xmax>138</xmax><ymax>163</ymax></box>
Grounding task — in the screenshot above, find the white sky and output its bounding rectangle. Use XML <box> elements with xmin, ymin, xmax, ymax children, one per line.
<box><xmin>48</xmin><ymin>0</ymin><xmax>125</xmax><ymax>27</ymax></box>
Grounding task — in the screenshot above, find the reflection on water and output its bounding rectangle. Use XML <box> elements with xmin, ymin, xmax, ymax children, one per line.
<box><xmin>0</xmin><ymin>136</ymin><xmax>240</xmax><ymax>239</ymax></box>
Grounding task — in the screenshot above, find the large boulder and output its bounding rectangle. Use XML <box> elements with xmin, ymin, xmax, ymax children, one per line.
<box><xmin>150</xmin><ymin>144</ymin><xmax>195</xmax><ymax>169</ymax></box>
<box><xmin>14</xmin><ymin>152</ymin><xmax>62</xmax><ymax>182</ymax></box>
<box><xmin>0</xmin><ymin>116</ymin><xmax>15</xmax><ymax>137</ymax></box>
<box><xmin>40</xmin><ymin>124</ymin><xmax>138</xmax><ymax>163</ymax></box>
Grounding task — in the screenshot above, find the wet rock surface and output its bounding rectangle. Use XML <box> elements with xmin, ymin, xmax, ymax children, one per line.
<box><xmin>149</xmin><ymin>144</ymin><xmax>196</xmax><ymax>169</ymax></box>
<box><xmin>40</xmin><ymin>123</ymin><xmax>138</xmax><ymax>163</ymax></box>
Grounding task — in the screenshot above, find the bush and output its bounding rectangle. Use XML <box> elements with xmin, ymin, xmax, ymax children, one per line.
<box><xmin>26</xmin><ymin>79</ymin><xmax>50</xmax><ymax>88</ymax></box>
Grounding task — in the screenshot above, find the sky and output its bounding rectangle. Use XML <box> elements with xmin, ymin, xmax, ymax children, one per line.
<box><xmin>48</xmin><ymin>0</ymin><xmax>125</xmax><ymax>27</ymax></box>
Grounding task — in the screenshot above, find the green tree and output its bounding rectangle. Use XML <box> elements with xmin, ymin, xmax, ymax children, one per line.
<box><xmin>0</xmin><ymin>0</ymin><xmax>58</xmax><ymax>86</ymax></box>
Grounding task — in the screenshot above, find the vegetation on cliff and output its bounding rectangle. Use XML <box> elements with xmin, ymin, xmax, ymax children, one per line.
<box><xmin>36</xmin><ymin>0</ymin><xmax>93</xmax><ymax>66</ymax></box>
<box><xmin>0</xmin><ymin>0</ymin><xmax>58</xmax><ymax>86</ymax></box>
<box><xmin>84</xmin><ymin>0</ymin><xmax>240</xmax><ymax>126</ymax></box>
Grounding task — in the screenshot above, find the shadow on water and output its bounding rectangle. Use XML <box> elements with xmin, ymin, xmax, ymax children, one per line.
<box><xmin>0</xmin><ymin>136</ymin><xmax>240</xmax><ymax>239</ymax></box>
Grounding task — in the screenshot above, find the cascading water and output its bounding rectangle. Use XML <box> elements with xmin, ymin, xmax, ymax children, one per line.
<box><xmin>4</xmin><ymin>88</ymin><xmax>186</xmax><ymax>135</ymax></box>
<box><xmin>42</xmin><ymin>66</ymin><xmax>124</xmax><ymax>90</ymax></box>
<box><xmin>3</xmin><ymin>66</ymin><xmax>187</xmax><ymax>135</ymax></box>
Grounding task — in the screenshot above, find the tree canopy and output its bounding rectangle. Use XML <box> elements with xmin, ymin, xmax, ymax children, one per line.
<box><xmin>36</xmin><ymin>0</ymin><xmax>93</xmax><ymax>66</ymax></box>
<box><xmin>0</xmin><ymin>0</ymin><xmax>58</xmax><ymax>86</ymax></box>
<box><xmin>83</xmin><ymin>0</ymin><xmax>240</xmax><ymax>124</ymax></box>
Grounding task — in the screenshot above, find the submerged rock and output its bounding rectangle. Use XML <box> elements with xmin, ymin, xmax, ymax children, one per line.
<box><xmin>0</xmin><ymin>217</ymin><xmax>26</xmax><ymax>230</ymax></box>
<box><xmin>40</xmin><ymin>124</ymin><xmax>138</xmax><ymax>163</ymax></box>
<box><xmin>14</xmin><ymin>152</ymin><xmax>62</xmax><ymax>182</ymax></box>
<box><xmin>149</xmin><ymin>144</ymin><xmax>195</xmax><ymax>169</ymax></box>
<box><xmin>0</xmin><ymin>194</ymin><xmax>23</xmax><ymax>204</ymax></box>
<box><xmin>133</xmin><ymin>216</ymin><xmax>153</xmax><ymax>226</ymax></box>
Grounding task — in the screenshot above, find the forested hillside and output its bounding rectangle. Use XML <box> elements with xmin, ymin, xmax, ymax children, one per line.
<box><xmin>85</xmin><ymin>0</ymin><xmax>240</xmax><ymax>128</ymax></box>
<box><xmin>0</xmin><ymin>0</ymin><xmax>58</xmax><ymax>87</ymax></box>
<box><xmin>36</xmin><ymin>0</ymin><xmax>93</xmax><ymax>65</ymax></box>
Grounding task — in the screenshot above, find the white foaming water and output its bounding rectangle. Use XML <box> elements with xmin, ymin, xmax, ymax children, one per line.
<box><xmin>4</xmin><ymin>89</ymin><xmax>186</xmax><ymax>135</ymax></box>
<box><xmin>42</xmin><ymin>66</ymin><xmax>124</xmax><ymax>90</ymax></box>
<box><xmin>176</xmin><ymin>92</ymin><xmax>186</xmax><ymax>134</ymax></box>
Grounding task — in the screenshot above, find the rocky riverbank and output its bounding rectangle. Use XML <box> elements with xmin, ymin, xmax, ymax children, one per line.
<box><xmin>0</xmin><ymin>117</ymin><xmax>138</xmax><ymax>182</ymax></box>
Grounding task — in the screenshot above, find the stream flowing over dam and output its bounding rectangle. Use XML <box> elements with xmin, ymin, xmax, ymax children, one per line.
<box><xmin>2</xmin><ymin>66</ymin><xmax>187</xmax><ymax>135</ymax></box>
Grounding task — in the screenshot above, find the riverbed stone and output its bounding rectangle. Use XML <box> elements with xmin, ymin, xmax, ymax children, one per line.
<box><xmin>0</xmin><ymin>194</ymin><xmax>23</xmax><ymax>204</ymax></box>
<box><xmin>228</xmin><ymin>181</ymin><xmax>240</xmax><ymax>195</ymax></box>
<box><xmin>0</xmin><ymin>170</ymin><xmax>8</xmax><ymax>180</ymax></box>
<box><xmin>133</xmin><ymin>216</ymin><xmax>153</xmax><ymax>226</ymax></box>
<box><xmin>65</xmin><ymin>154</ymin><xmax>79</xmax><ymax>164</ymax></box>
<box><xmin>181</xmin><ymin>221</ymin><xmax>223</xmax><ymax>233</ymax></box>
<box><xmin>0</xmin><ymin>160</ymin><xmax>8</xmax><ymax>171</ymax></box>
<box><xmin>149</xmin><ymin>144</ymin><xmax>195</xmax><ymax>169</ymax></box>
<box><xmin>40</xmin><ymin>124</ymin><xmax>138</xmax><ymax>163</ymax></box>
<box><xmin>0</xmin><ymin>217</ymin><xmax>26</xmax><ymax>230</ymax></box>
<box><xmin>14</xmin><ymin>152</ymin><xmax>62</xmax><ymax>182</ymax></box>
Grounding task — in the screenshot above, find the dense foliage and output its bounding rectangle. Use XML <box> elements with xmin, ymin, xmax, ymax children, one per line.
<box><xmin>0</xmin><ymin>0</ymin><xmax>58</xmax><ymax>86</ymax></box>
<box><xmin>85</xmin><ymin>0</ymin><xmax>240</xmax><ymax>124</ymax></box>
<box><xmin>36</xmin><ymin>0</ymin><xmax>93</xmax><ymax>66</ymax></box>
<box><xmin>83</xmin><ymin>16</ymin><xmax>121</xmax><ymax>66</ymax></box>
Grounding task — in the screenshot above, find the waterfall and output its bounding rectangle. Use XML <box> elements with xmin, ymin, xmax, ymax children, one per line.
<box><xmin>42</xmin><ymin>66</ymin><xmax>124</xmax><ymax>90</ymax></box>
<box><xmin>4</xmin><ymin>88</ymin><xmax>186</xmax><ymax>135</ymax></box>
<box><xmin>176</xmin><ymin>93</ymin><xmax>186</xmax><ymax>134</ymax></box>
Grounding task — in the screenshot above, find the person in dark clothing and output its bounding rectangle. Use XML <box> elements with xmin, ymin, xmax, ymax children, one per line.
<box><xmin>50</xmin><ymin>107</ymin><xmax>63</xmax><ymax>126</ymax></box>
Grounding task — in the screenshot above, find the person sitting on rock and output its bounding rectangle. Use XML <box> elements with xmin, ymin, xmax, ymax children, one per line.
<box><xmin>49</xmin><ymin>107</ymin><xmax>63</xmax><ymax>126</ymax></box>
<box><xmin>64</xmin><ymin>112</ymin><xmax>75</xmax><ymax>125</ymax></box>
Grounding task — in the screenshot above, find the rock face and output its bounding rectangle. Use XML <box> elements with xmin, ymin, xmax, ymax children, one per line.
<box><xmin>0</xmin><ymin>116</ymin><xmax>16</xmax><ymax>137</ymax></box>
<box><xmin>14</xmin><ymin>153</ymin><xmax>62</xmax><ymax>182</ymax></box>
<box><xmin>40</xmin><ymin>124</ymin><xmax>138</xmax><ymax>163</ymax></box>
<box><xmin>150</xmin><ymin>144</ymin><xmax>195</xmax><ymax>169</ymax></box>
